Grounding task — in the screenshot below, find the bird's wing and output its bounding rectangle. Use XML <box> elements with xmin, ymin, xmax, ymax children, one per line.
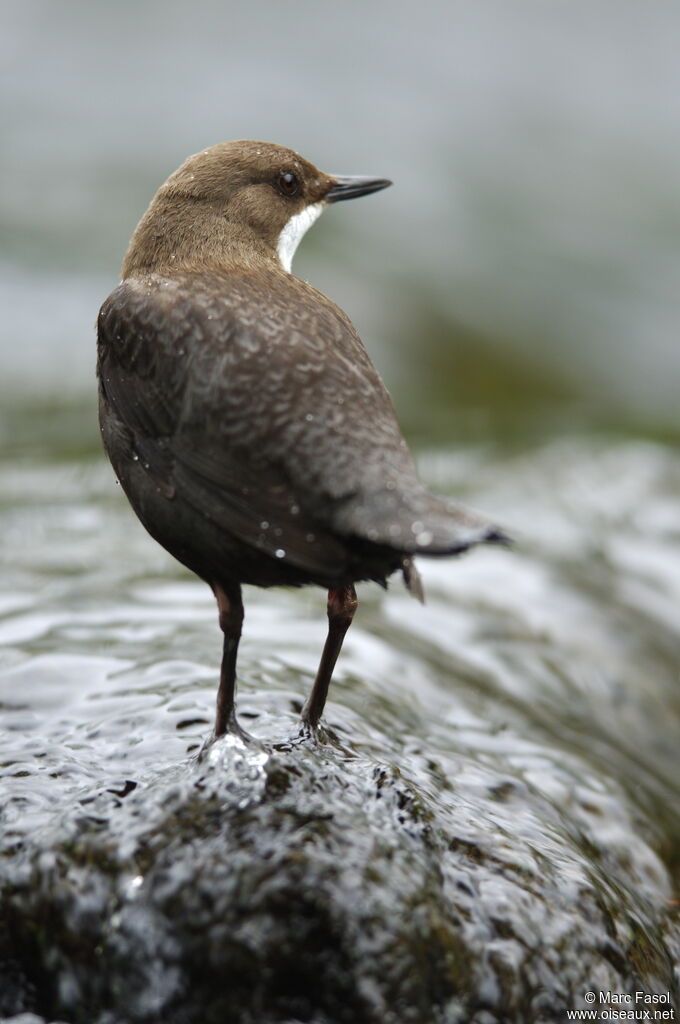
<box><xmin>97</xmin><ymin>275</ymin><xmax>353</xmax><ymax>577</ymax></box>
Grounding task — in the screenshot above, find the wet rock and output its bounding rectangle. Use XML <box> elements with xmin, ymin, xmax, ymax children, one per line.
<box><xmin>1</xmin><ymin>732</ymin><xmax>677</xmax><ymax>1024</ymax></box>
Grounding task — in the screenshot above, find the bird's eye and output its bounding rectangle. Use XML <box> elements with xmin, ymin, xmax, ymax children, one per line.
<box><xmin>277</xmin><ymin>171</ymin><xmax>300</xmax><ymax>197</ymax></box>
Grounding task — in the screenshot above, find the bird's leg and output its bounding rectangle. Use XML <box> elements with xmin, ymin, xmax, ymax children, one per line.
<box><xmin>212</xmin><ymin>582</ymin><xmax>244</xmax><ymax>738</ymax></box>
<box><xmin>301</xmin><ymin>584</ymin><xmax>358</xmax><ymax>729</ymax></box>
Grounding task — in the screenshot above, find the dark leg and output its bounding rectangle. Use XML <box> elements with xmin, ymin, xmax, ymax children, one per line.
<box><xmin>213</xmin><ymin>582</ymin><xmax>244</xmax><ymax>738</ymax></box>
<box><xmin>301</xmin><ymin>584</ymin><xmax>358</xmax><ymax>729</ymax></box>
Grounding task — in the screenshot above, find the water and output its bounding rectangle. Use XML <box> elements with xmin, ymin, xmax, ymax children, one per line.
<box><xmin>1</xmin><ymin>405</ymin><xmax>678</xmax><ymax>1020</ymax></box>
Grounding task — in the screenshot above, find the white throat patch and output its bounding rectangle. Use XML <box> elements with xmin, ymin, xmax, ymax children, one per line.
<box><xmin>277</xmin><ymin>202</ymin><xmax>324</xmax><ymax>273</ymax></box>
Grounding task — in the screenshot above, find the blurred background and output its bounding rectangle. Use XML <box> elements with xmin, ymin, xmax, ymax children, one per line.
<box><xmin>2</xmin><ymin>0</ymin><xmax>679</xmax><ymax>451</ymax></box>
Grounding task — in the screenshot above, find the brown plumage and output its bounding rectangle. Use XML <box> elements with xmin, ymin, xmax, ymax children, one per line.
<box><xmin>97</xmin><ymin>140</ymin><xmax>507</xmax><ymax>740</ymax></box>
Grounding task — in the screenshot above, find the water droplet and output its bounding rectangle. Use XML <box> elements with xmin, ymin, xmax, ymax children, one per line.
<box><xmin>411</xmin><ymin>520</ymin><xmax>424</xmax><ymax>534</ymax></box>
<box><xmin>389</xmin><ymin>524</ymin><xmax>402</xmax><ymax>537</ymax></box>
<box><xmin>416</xmin><ymin>530</ymin><xmax>433</xmax><ymax>546</ymax></box>
<box><xmin>275</xmin><ymin>548</ymin><xmax>286</xmax><ymax>559</ymax></box>
<box><xmin>305</xmin><ymin>413</ymin><xmax>314</xmax><ymax>422</ymax></box>
<box><xmin>305</xmin><ymin>533</ymin><xmax>316</xmax><ymax>543</ymax></box>
<box><xmin>260</xmin><ymin>520</ymin><xmax>269</xmax><ymax>530</ymax></box>
<box><xmin>290</xmin><ymin>504</ymin><xmax>300</xmax><ymax>515</ymax></box>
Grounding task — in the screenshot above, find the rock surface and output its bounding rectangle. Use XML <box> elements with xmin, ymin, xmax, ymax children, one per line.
<box><xmin>1</xmin><ymin>729</ymin><xmax>677</xmax><ymax>1023</ymax></box>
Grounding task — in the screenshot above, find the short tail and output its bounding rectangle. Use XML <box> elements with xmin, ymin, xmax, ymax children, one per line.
<box><xmin>335</xmin><ymin>486</ymin><xmax>511</xmax><ymax>558</ymax></box>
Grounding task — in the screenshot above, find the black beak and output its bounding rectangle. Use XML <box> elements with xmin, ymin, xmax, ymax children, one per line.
<box><xmin>325</xmin><ymin>175</ymin><xmax>392</xmax><ymax>203</ymax></box>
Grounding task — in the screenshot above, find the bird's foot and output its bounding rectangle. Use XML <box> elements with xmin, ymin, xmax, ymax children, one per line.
<box><xmin>296</xmin><ymin>716</ymin><xmax>344</xmax><ymax>748</ymax></box>
<box><xmin>197</xmin><ymin>714</ymin><xmax>256</xmax><ymax>761</ymax></box>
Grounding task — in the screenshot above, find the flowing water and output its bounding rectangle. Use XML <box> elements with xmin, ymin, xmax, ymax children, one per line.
<box><xmin>1</xmin><ymin>402</ymin><xmax>678</xmax><ymax>1021</ymax></box>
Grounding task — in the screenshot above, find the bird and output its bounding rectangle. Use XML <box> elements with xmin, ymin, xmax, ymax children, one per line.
<box><xmin>97</xmin><ymin>139</ymin><xmax>507</xmax><ymax>741</ymax></box>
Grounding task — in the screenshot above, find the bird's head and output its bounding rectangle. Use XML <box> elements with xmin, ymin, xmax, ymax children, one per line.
<box><xmin>122</xmin><ymin>140</ymin><xmax>391</xmax><ymax>277</ymax></box>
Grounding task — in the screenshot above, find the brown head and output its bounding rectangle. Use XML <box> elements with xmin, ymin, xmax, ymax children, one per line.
<box><xmin>121</xmin><ymin>140</ymin><xmax>391</xmax><ymax>278</ymax></box>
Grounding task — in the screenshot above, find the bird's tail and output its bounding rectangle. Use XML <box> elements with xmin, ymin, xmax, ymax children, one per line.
<box><xmin>335</xmin><ymin>485</ymin><xmax>510</xmax><ymax>558</ymax></box>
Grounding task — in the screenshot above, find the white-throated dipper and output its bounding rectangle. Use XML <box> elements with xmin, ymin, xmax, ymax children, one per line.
<box><xmin>97</xmin><ymin>140</ymin><xmax>507</xmax><ymax>740</ymax></box>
